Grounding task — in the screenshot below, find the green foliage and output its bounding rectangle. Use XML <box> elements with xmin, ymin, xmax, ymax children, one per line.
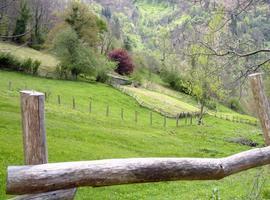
<box><xmin>0</xmin><ymin>15</ymin><xmax>9</xmax><ymax>38</ymax></box>
<box><xmin>123</xmin><ymin>36</ymin><xmax>133</xmax><ymax>51</ymax></box>
<box><xmin>53</xmin><ymin>27</ymin><xmax>96</xmax><ymax>79</ymax></box>
<box><xmin>64</xmin><ymin>0</ymin><xmax>107</xmax><ymax>47</ymax></box>
<box><xmin>12</xmin><ymin>0</ymin><xmax>31</xmax><ymax>43</ymax></box>
<box><xmin>53</xmin><ymin>27</ymin><xmax>115</xmax><ymax>81</ymax></box>
<box><xmin>228</xmin><ymin>98</ymin><xmax>245</xmax><ymax>114</ymax></box>
<box><xmin>161</xmin><ymin>69</ymin><xmax>192</xmax><ymax>95</ymax></box>
<box><xmin>0</xmin><ymin>53</ymin><xmax>40</xmax><ymax>74</ymax></box>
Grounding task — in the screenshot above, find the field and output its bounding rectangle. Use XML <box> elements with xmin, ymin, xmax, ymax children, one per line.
<box><xmin>1</xmin><ymin>70</ymin><xmax>269</xmax><ymax>200</ymax></box>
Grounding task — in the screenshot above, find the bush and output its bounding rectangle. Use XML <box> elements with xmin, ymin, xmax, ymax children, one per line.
<box><xmin>108</xmin><ymin>49</ymin><xmax>134</xmax><ymax>75</ymax></box>
<box><xmin>0</xmin><ymin>52</ymin><xmax>40</xmax><ymax>75</ymax></box>
<box><xmin>205</xmin><ymin>100</ymin><xmax>217</xmax><ymax>110</ymax></box>
<box><xmin>160</xmin><ymin>69</ymin><xmax>192</xmax><ymax>95</ymax></box>
<box><xmin>228</xmin><ymin>98</ymin><xmax>245</xmax><ymax>113</ymax></box>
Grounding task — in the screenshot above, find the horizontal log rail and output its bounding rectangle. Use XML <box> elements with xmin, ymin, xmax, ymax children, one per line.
<box><xmin>7</xmin><ymin>146</ymin><xmax>270</xmax><ymax>195</ymax></box>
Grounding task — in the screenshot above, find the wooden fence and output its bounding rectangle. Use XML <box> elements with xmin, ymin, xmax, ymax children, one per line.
<box><xmin>5</xmin><ymin>73</ymin><xmax>269</xmax><ymax>199</ymax></box>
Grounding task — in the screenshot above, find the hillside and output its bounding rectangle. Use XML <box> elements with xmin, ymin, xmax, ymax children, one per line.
<box><xmin>0</xmin><ymin>70</ymin><xmax>268</xmax><ymax>199</ymax></box>
<box><xmin>0</xmin><ymin>42</ymin><xmax>59</xmax><ymax>76</ymax></box>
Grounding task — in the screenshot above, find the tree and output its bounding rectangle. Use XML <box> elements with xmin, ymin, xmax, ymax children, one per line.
<box><xmin>12</xmin><ymin>0</ymin><xmax>31</xmax><ymax>43</ymax></box>
<box><xmin>108</xmin><ymin>49</ymin><xmax>134</xmax><ymax>75</ymax></box>
<box><xmin>123</xmin><ymin>36</ymin><xmax>132</xmax><ymax>51</ymax></box>
<box><xmin>53</xmin><ymin>27</ymin><xmax>97</xmax><ymax>80</ymax></box>
<box><xmin>64</xmin><ymin>1</ymin><xmax>107</xmax><ymax>47</ymax></box>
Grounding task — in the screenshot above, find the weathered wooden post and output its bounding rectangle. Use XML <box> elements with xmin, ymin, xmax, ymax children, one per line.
<box><xmin>185</xmin><ymin>113</ymin><xmax>187</xmax><ymax>125</ymax></box>
<box><xmin>89</xmin><ymin>101</ymin><xmax>92</xmax><ymax>113</ymax></box>
<box><xmin>8</xmin><ymin>81</ymin><xmax>12</xmax><ymax>90</ymax></box>
<box><xmin>58</xmin><ymin>95</ymin><xmax>61</xmax><ymax>105</ymax></box>
<box><xmin>135</xmin><ymin>111</ymin><xmax>138</xmax><ymax>123</ymax></box>
<box><xmin>20</xmin><ymin>91</ymin><xmax>48</xmax><ymax>164</ymax></box>
<box><xmin>19</xmin><ymin>90</ymin><xmax>76</xmax><ymax>199</ymax></box>
<box><xmin>249</xmin><ymin>73</ymin><xmax>270</xmax><ymax>145</ymax></box>
<box><xmin>72</xmin><ymin>97</ymin><xmax>76</xmax><ymax>109</ymax></box>
<box><xmin>106</xmin><ymin>105</ymin><xmax>109</xmax><ymax>117</ymax></box>
<box><xmin>150</xmin><ymin>112</ymin><xmax>153</xmax><ymax>126</ymax></box>
<box><xmin>163</xmin><ymin>116</ymin><xmax>166</xmax><ymax>127</ymax></box>
<box><xmin>176</xmin><ymin>115</ymin><xmax>179</xmax><ymax>127</ymax></box>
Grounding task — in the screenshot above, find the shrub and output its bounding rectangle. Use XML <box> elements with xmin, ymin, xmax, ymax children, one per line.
<box><xmin>205</xmin><ymin>100</ymin><xmax>217</xmax><ymax>111</ymax></box>
<box><xmin>228</xmin><ymin>98</ymin><xmax>245</xmax><ymax>114</ymax></box>
<box><xmin>32</xmin><ymin>60</ymin><xmax>41</xmax><ymax>75</ymax></box>
<box><xmin>20</xmin><ymin>58</ymin><xmax>33</xmax><ymax>73</ymax></box>
<box><xmin>0</xmin><ymin>52</ymin><xmax>40</xmax><ymax>74</ymax></box>
<box><xmin>160</xmin><ymin>69</ymin><xmax>192</xmax><ymax>95</ymax></box>
<box><xmin>0</xmin><ymin>53</ymin><xmax>21</xmax><ymax>71</ymax></box>
<box><xmin>108</xmin><ymin>49</ymin><xmax>134</xmax><ymax>75</ymax></box>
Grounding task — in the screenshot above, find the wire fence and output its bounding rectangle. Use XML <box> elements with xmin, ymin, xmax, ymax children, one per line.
<box><xmin>4</xmin><ymin>80</ymin><xmax>259</xmax><ymax>128</ymax></box>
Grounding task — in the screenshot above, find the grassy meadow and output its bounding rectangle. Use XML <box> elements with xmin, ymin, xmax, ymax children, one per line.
<box><xmin>0</xmin><ymin>70</ymin><xmax>270</xmax><ymax>199</ymax></box>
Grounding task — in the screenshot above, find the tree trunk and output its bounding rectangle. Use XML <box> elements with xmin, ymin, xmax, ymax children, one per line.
<box><xmin>198</xmin><ymin>102</ymin><xmax>204</xmax><ymax>125</ymax></box>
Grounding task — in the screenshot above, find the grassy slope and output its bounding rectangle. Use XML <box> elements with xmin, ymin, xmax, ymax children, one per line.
<box><xmin>0</xmin><ymin>42</ymin><xmax>58</xmax><ymax>75</ymax></box>
<box><xmin>0</xmin><ymin>70</ymin><xmax>269</xmax><ymax>200</ymax></box>
<box><xmin>122</xmin><ymin>82</ymin><xmax>257</xmax><ymax>122</ymax></box>
<box><xmin>121</xmin><ymin>86</ymin><xmax>199</xmax><ymax>115</ymax></box>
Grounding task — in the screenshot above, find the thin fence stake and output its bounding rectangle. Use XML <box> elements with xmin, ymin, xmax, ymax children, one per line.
<box><xmin>190</xmin><ymin>115</ymin><xmax>193</xmax><ymax>125</ymax></box>
<box><xmin>73</xmin><ymin>97</ymin><xmax>75</xmax><ymax>109</ymax></box>
<box><xmin>89</xmin><ymin>101</ymin><xmax>92</xmax><ymax>113</ymax></box>
<box><xmin>8</xmin><ymin>81</ymin><xmax>12</xmax><ymax>90</ymax></box>
<box><xmin>106</xmin><ymin>105</ymin><xmax>109</xmax><ymax>117</ymax></box>
<box><xmin>150</xmin><ymin>112</ymin><xmax>152</xmax><ymax>126</ymax></box>
<box><xmin>176</xmin><ymin>116</ymin><xmax>179</xmax><ymax>127</ymax></box>
<box><xmin>163</xmin><ymin>116</ymin><xmax>166</xmax><ymax>127</ymax></box>
<box><xmin>185</xmin><ymin>113</ymin><xmax>187</xmax><ymax>125</ymax></box>
<box><xmin>58</xmin><ymin>95</ymin><xmax>61</xmax><ymax>105</ymax></box>
<box><xmin>135</xmin><ymin>111</ymin><xmax>138</xmax><ymax>123</ymax></box>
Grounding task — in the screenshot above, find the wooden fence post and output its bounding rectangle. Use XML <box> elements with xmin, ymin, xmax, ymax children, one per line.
<box><xmin>20</xmin><ymin>91</ymin><xmax>48</xmax><ymax>164</ymax></box>
<box><xmin>8</xmin><ymin>81</ymin><xmax>12</xmax><ymax>90</ymax></box>
<box><xmin>135</xmin><ymin>111</ymin><xmax>138</xmax><ymax>123</ymax></box>
<box><xmin>190</xmin><ymin>115</ymin><xmax>193</xmax><ymax>125</ymax></box>
<box><xmin>89</xmin><ymin>101</ymin><xmax>92</xmax><ymax>113</ymax></box>
<box><xmin>58</xmin><ymin>95</ymin><xmax>61</xmax><ymax>105</ymax></box>
<box><xmin>249</xmin><ymin>73</ymin><xmax>270</xmax><ymax>145</ymax></box>
<box><xmin>176</xmin><ymin>115</ymin><xmax>179</xmax><ymax>127</ymax></box>
<box><xmin>106</xmin><ymin>105</ymin><xmax>109</xmax><ymax>117</ymax></box>
<box><xmin>150</xmin><ymin>112</ymin><xmax>152</xmax><ymax>126</ymax></box>
<box><xmin>163</xmin><ymin>116</ymin><xmax>166</xmax><ymax>128</ymax></box>
<box><xmin>19</xmin><ymin>90</ymin><xmax>76</xmax><ymax>199</ymax></box>
<box><xmin>72</xmin><ymin>97</ymin><xmax>76</xmax><ymax>109</ymax></box>
<box><xmin>185</xmin><ymin>113</ymin><xmax>187</xmax><ymax>125</ymax></box>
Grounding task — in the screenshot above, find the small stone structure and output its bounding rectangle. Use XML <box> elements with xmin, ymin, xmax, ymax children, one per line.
<box><xmin>108</xmin><ymin>73</ymin><xmax>131</xmax><ymax>85</ymax></box>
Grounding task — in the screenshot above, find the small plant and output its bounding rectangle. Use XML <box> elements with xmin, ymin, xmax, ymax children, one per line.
<box><xmin>20</xmin><ymin>58</ymin><xmax>33</xmax><ymax>73</ymax></box>
<box><xmin>211</xmin><ymin>187</ymin><xmax>221</xmax><ymax>200</ymax></box>
<box><xmin>31</xmin><ymin>60</ymin><xmax>41</xmax><ymax>75</ymax></box>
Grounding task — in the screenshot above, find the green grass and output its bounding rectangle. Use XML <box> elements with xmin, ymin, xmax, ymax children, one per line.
<box><xmin>0</xmin><ymin>42</ymin><xmax>59</xmax><ymax>75</ymax></box>
<box><xmin>0</xmin><ymin>70</ymin><xmax>269</xmax><ymax>200</ymax></box>
<box><xmin>121</xmin><ymin>85</ymin><xmax>199</xmax><ymax>116</ymax></box>
<box><xmin>121</xmin><ymin>83</ymin><xmax>257</xmax><ymax>123</ymax></box>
